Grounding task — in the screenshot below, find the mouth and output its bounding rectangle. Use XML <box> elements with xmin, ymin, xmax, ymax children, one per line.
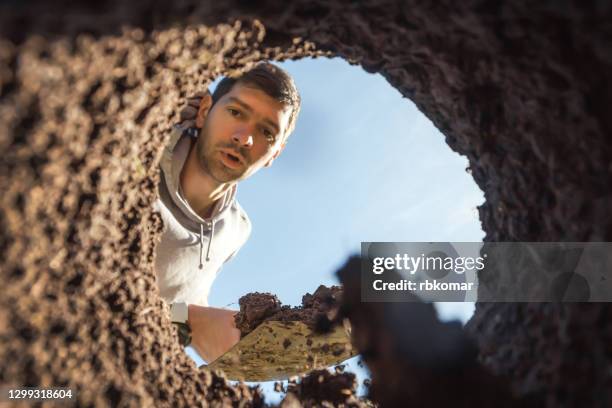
<box><xmin>219</xmin><ymin>149</ymin><xmax>245</xmax><ymax>170</ymax></box>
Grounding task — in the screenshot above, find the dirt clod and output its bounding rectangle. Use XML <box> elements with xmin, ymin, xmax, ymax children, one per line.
<box><xmin>282</xmin><ymin>369</ymin><xmax>373</xmax><ymax>407</ymax></box>
<box><xmin>283</xmin><ymin>338</ymin><xmax>292</xmax><ymax>349</ymax></box>
<box><xmin>234</xmin><ymin>292</ymin><xmax>282</xmax><ymax>337</ymax></box>
<box><xmin>234</xmin><ymin>285</ymin><xmax>343</xmax><ymax>338</ymax></box>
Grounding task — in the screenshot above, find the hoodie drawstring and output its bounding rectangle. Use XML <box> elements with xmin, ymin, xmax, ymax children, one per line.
<box><xmin>198</xmin><ymin>220</ymin><xmax>216</xmax><ymax>269</ymax></box>
<box><xmin>199</xmin><ymin>224</ymin><xmax>204</xmax><ymax>269</ymax></box>
<box><xmin>205</xmin><ymin>221</ymin><xmax>215</xmax><ymax>262</ymax></box>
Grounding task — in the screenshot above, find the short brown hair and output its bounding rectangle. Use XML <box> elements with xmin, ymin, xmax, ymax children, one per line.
<box><xmin>211</xmin><ymin>62</ymin><xmax>301</xmax><ymax>139</ymax></box>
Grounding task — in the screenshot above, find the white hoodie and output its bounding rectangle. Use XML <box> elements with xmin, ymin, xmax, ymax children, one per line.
<box><xmin>153</xmin><ymin>126</ymin><xmax>251</xmax><ymax>306</ymax></box>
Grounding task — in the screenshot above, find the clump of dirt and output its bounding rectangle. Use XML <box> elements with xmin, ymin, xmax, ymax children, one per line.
<box><xmin>335</xmin><ymin>256</ymin><xmax>532</xmax><ymax>407</ymax></box>
<box><xmin>279</xmin><ymin>368</ymin><xmax>374</xmax><ymax>408</ymax></box>
<box><xmin>234</xmin><ymin>292</ymin><xmax>283</xmax><ymax>337</ymax></box>
<box><xmin>234</xmin><ymin>285</ymin><xmax>343</xmax><ymax>338</ymax></box>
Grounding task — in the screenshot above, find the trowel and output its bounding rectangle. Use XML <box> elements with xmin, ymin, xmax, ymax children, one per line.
<box><xmin>203</xmin><ymin>319</ymin><xmax>356</xmax><ymax>382</ymax></box>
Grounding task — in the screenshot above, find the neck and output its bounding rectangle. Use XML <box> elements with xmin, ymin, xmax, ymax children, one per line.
<box><xmin>179</xmin><ymin>140</ymin><xmax>234</xmax><ymax>219</ymax></box>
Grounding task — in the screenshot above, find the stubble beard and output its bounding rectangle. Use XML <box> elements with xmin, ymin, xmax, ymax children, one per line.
<box><xmin>195</xmin><ymin>132</ymin><xmax>244</xmax><ymax>184</ymax></box>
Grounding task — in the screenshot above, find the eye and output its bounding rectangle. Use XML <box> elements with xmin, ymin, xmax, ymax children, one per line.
<box><xmin>262</xmin><ymin>128</ymin><xmax>276</xmax><ymax>142</ymax></box>
<box><xmin>227</xmin><ymin>108</ymin><xmax>241</xmax><ymax>117</ymax></box>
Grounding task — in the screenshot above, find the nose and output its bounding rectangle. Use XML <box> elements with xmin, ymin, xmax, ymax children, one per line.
<box><xmin>231</xmin><ymin>127</ymin><xmax>254</xmax><ymax>148</ymax></box>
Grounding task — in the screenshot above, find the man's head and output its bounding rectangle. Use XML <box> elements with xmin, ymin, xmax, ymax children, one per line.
<box><xmin>193</xmin><ymin>62</ymin><xmax>301</xmax><ymax>183</ymax></box>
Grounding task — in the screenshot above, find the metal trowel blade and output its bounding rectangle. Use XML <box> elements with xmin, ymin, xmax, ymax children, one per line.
<box><xmin>203</xmin><ymin>319</ymin><xmax>356</xmax><ymax>382</ymax></box>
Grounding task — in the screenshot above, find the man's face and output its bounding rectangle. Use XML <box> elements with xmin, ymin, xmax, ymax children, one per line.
<box><xmin>195</xmin><ymin>83</ymin><xmax>292</xmax><ymax>183</ymax></box>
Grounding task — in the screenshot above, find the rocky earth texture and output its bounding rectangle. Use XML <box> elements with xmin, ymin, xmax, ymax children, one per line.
<box><xmin>1</xmin><ymin>1</ymin><xmax>611</xmax><ymax>407</ymax></box>
<box><xmin>337</xmin><ymin>257</ymin><xmax>529</xmax><ymax>407</ymax></box>
<box><xmin>279</xmin><ymin>368</ymin><xmax>373</xmax><ymax>408</ymax></box>
<box><xmin>235</xmin><ymin>286</ymin><xmax>342</xmax><ymax>338</ymax></box>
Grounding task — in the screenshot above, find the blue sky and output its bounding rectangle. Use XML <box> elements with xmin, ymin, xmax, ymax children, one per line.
<box><xmin>185</xmin><ymin>57</ymin><xmax>485</xmax><ymax>401</ymax></box>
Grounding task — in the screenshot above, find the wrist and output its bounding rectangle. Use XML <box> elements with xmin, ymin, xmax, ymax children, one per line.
<box><xmin>170</xmin><ymin>302</ymin><xmax>189</xmax><ymax>323</ymax></box>
<box><xmin>170</xmin><ymin>302</ymin><xmax>191</xmax><ymax>347</ymax></box>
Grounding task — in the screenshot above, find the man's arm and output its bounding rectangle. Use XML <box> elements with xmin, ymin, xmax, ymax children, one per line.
<box><xmin>187</xmin><ymin>304</ymin><xmax>241</xmax><ymax>363</ymax></box>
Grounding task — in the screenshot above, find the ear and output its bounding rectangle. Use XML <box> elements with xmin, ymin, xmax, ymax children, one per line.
<box><xmin>264</xmin><ymin>142</ymin><xmax>286</xmax><ymax>167</ymax></box>
<box><xmin>195</xmin><ymin>91</ymin><xmax>213</xmax><ymax>129</ymax></box>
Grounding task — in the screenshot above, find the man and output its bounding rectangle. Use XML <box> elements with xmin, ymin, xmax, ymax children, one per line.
<box><xmin>153</xmin><ymin>62</ymin><xmax>301</xmax><ymax>363</ymax></box>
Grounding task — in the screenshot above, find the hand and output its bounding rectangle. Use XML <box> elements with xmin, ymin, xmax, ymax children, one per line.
<box><xmin>187</xmin><ymin>304</ymin><xmax>241</xmax><ymax>363</ymax></box>
<box><xmin>178</xmin><ymin>91</ymin><xmax>212</xmax><ymax>129</ymax></box>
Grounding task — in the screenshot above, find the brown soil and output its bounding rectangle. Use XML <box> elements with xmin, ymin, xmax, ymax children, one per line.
<box><xmin>235</xmin><ymin>285</ymin><xmax>343</xmax><ymax>338</ymax></box>
<box><xmin>280</xmin><ymin>368</ymin><xmax>373</xmax><ymax>408</ymax></box>
<box><xmin>336</xmin><ymin>257</ymin><xmax>529</xmax><ymax>407</ymax></box>
<box><xmin>234</xmin><ymin>293</ymin><xmax>283</xmax><ymax>337</ymax></box>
